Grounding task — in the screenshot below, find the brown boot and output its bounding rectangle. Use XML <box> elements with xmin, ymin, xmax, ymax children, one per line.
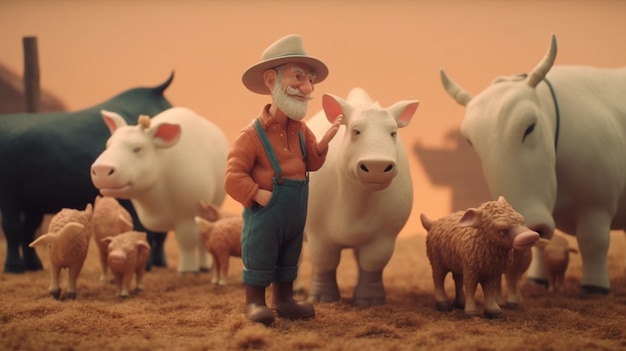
<box><xmin>244</xmin><ymin>284</ymin><xmax>274</xmax><ymax>325</ymax></box>
<box><xmin>272</xmin><ymin>281</ymin><xmax>315</xmax><ymax>320</ymax></box>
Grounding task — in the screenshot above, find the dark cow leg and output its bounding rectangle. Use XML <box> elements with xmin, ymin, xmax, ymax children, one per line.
<box><xmin>581</xmin><ymin>285</ymin><xmax>610</xmax><ymax>295</ymax></box>
<box><xmin>21</xmin><ymin>211</ymin><xmax>44</xmax><ymax>271</ymax></box>
<box><xmin>147</xmin><ymin>231</ymin><xmax>168</xmax><ymax>270</ymax></box>
<box><xmin>2</xmin><ymin>209</ymin><xmax>43</xmax><ymax>273</ymax></box>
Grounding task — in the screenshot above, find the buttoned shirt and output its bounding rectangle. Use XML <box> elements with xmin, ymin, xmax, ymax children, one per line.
<box><xmin>225</xmin><ymin>104</ymin><xmax>328</xmax><ymax>208</ymax></box>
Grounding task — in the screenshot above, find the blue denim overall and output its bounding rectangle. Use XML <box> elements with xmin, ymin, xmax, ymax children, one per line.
<box><xmin>241</xmin><ymin>119</ymin><xmax>309</xmax><ymax>287</ymax></box>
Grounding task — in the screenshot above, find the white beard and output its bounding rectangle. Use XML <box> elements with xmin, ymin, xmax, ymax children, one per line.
<box><xmin>272</xmin><ymin>83</ymin><xmax>308</xmax><ymax>121</ymax></box>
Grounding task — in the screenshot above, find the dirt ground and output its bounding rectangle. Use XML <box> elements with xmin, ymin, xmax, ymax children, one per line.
<box><xmin>1</xmin><ymin>229</ymin><xmax>626</xmax><ymax>351</ymax></box>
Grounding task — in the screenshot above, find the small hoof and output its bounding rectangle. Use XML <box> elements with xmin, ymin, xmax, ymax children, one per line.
<box><xmin>307</xmin><ymin>294</ymin><xmax>340</xmax><ymax>304</ymax></box>
<box><xmin>462</xmin><ymin>310</ymin><xmax>481</xmax><ymax>319</ymax></box>
<box><xmin>4</xmin><ymin>263</ymin><xmax>26</xmax><ymax>274</ymax></box>
<box><xmin>66</xmin><ymin>292</ymin><xmax>77</xmax><ymax>300</ymax></box>
<box><xmin>435</xmin><ymin>301</ymin><xmax>453</xmax><ymax>312</ymax></box>
<box><xmin>581</xmin><ymin>285</ymin><xmax>610</xmax><ymax>296</ymax></box>
<box><xmin>527</xmin><ymin>278</ymin><xmax>549</xmax><ymax>288</ymax></box>
<box><xmin>352</xmin><ymin>297</ymin><xmax>386</xmax><ymax>308</ymax></box>
<box><xmin>503</xmin><ymin>302</ymin><xmax>520</xmax><ymax>310</ymax></box>
<box><xmin>49</xmin><ymin>290</ymin><xmax>61</xmax><ymax>300</ymax></box>
<box><xmin>484</xmin><ymin>309</ymin><xmax>504</xmax><ymax>319</ymax></box>
<box><xmin>199</xmin><ymin>267</ymin><xmax>211</xmax><ymax>273</ymax></box>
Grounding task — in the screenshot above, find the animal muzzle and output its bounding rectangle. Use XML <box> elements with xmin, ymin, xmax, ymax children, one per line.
<box><xmin>356</xmin><ymin>159</ymin><xmax>397</xmax><ymax>191</ymax></box>
<box><xmin>511</xmin><ymin>225</ymin><xmax>541</xmax><ymax>251</ymax></box>
<box><xmin>108</xmin><ymin>250</ymin><xmax>128</xmax><ymax>270</ymax></box>
<box><xmin>90</xmin><ymin>163</ymin><xmax>131</xmax><ymax>197</ymax></box>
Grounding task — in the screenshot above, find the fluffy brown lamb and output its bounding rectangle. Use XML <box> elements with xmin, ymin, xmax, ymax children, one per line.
<box><xmin>28</xmin><ymin>204</ymin><xmax>93</xmax><ymax>300</ymax></box>
<box><xmin>91</xmin><ymin>195</ymin><xmax>133</xmax><ymax>283</ymax></box>
<box><xmin>535</xmin><ymin>234</ymin><xmax>578</xmax><ymax>293</ymax></box>
<box><xmin>102</xmin><ymin>230</ymin><xmax>150</xmax><ymax>298</ymax></box>
<box><xmin>421</xmin><ymin>196</ymin><xmax>540</xmax><ymax>318</ymax></box>
<box><xmin>195</xmin><ymin>203</ymin><xmax>242</xmax><ymax>285</ymax></box>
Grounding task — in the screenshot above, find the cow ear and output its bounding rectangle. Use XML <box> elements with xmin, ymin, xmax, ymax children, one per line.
<box><xmin>458</xmin><ymin>208</ymin><xmax>482</xmax><ymax>228</ymax></box>
<box><xmin>101</xmin><ymin>110</ymin><xmax>128</xmax><ymax>134</ymax></box>
<box><xmin>149</xmin><ymin>123</ymin><xmax>181</xmax><ymax>148</ymax></box>
<box><xmin>322</xmin><ymin>94</ymin><xmax>349</xmax><ymax>124</ymax></box>
<box><xmin>388</xmin><ymin>100</ymin><xmax>419</xmax><ymax>128</ymax></box>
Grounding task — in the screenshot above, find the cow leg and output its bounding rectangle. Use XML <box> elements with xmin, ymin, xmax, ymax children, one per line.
<box><xmin>174</xmin><ymin>220</ymin><xmax>200</xmax><ymax>274</ymax></box>
<box><xmin>146</xmin><ymin>231</ymin><xmax>168</xmax><ymax>270</ymax></box>
<box><xmin>352</xmin><ymin>238</ymin><xmax>395</xmax><ymax>306</ymax></box>
<box><xmin>21</xmin><ymin>211</ymin><xmax>44</xmax><ymax>271</ymax></box>
<box><xmin>576</xmin><ymin>212</ymin><xmax>611</xmax><ymax>294</ymax></box>
<box><xmin>307</xmin><ymin>239</ymin><xmax>341</xmax><ymax>303</ymax></box>
<box><xmin>2</xmin><ymin>208</ymin><xmax>43</xmax><ymax>273</ymax></box>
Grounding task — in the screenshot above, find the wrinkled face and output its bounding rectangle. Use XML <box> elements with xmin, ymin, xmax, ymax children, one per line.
<box><xmin>461</xmin><ymin>82</ymin><xmax>557</xmax><ymax>238</ymax></box>
<box><xmin>271</xmin><ymin>63</ymin><xmax>315</xmax><ymax>121</ymax></box>
<box><xmin>341</xmin><ymin>105</ymin><xmax>400</xmax><ymax>191</ymax></box>
<box><xmin>91</xmin><ymin>126</ymin><xmax>162</xmax><ymax>199</ymax></box>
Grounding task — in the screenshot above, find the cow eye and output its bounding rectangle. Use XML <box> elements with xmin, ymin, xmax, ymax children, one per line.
<box><xmin>391</xmin><ymin>131</ymin><xmax>397</xmax><ymax>138</ymax></box>
<box><xmin>499</xmin><ymin>229</ymin><xmax>508</xmax><ymax>236</ymax></box>
<box><xmin>352</xmin><ymin>129</ymin><xmax>361</xmax><ymax>136</ymax></box>
<box><xmin>522</xmin><ymin>123</ymin><xmax>536</xmax><ymax>142</ymax></box>
<box><xmin>133</xmin><ymin>147</ymin><xmax>142</xmax><ymax>153</ymax></box>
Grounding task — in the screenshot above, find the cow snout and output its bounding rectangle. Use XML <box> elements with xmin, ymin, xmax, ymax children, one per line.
<box><xmin>91</xmin><ymin>164</ymin><xmax>116</xmax><ymax>180</ymax></box>
<box><xmin>90</xmin><ymin>163</ymin><xmax>132</xmax><ymax>198</ymax></box>
<box><xmin>356</xmin><ymin>159</ymin><xmax>397</xmax><ymax>190</ymax></box>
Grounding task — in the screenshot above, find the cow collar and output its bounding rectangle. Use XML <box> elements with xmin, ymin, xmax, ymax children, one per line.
<box><xmin>543</xmin><ymin>78</ymin><xmax>561</xmax><ymax>151</ymax></box>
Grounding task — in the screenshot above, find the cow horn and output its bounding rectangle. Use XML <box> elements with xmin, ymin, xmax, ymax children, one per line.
<box><xmin>527</xmin><ymin>34</ymin><xmax>558</xmax><ymax>88</ymax></box>
<box><xmin>440</xmin><ymin>69</ymin><xmax>472</xmax><ymax>106</ymax></box>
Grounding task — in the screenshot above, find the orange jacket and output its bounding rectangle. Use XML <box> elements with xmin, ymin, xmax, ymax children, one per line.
<box><xmin>225</xmin><ymin>104</ymin><xmax>328</xmax><ymax>208</ymax></box>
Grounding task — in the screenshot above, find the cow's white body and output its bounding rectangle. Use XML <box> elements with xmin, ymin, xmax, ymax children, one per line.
<box><xmin>91</xmin><ymin>106</ymin><xmax>228</xmax><ymax>273</ymax></box>
<box><xmin>305</xmin><ymin>88</ymin><xmax>418</xmax><ymax>306</ymax></box>
<box><xmin>442</xmin><ymin>35</ymin><xmax>626</xmax><ymax>292</ymax></box>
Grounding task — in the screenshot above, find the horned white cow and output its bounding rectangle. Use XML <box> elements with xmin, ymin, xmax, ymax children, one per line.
<box><xmin>90</xmin><ymin>107</ymin><xmax>228</xmax><ymax>273</ymax></box>
<box><xmin>441</xmin><ymin>34</ymin><xmax>626</xmax><ymax>294</ymax></box>
<box><xmin>305</xmin><ymin>88</ymin><xmax>418</xmax><ymax>306</ymax></box>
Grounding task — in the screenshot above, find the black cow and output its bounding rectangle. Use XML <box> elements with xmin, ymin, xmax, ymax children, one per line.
<box><xmin>0</xmin><ymin>73</ymin><xmax>174</xmax><ymax>273</ymax></box>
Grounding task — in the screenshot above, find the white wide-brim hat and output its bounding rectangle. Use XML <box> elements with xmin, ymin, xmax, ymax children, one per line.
<box><xmin>242</xmin><ymin>34</ymin><xmax>329</xmax><ymax>95</ymax></box>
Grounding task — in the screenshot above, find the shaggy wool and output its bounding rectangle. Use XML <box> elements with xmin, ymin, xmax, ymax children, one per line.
<box><xmin>1</xmin><ymin>230</ymin><xmax>626</xmax><ymax>351</ymax></box>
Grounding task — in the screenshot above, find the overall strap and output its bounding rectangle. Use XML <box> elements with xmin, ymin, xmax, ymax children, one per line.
<box><xmin>298</xmin><ymin>130</ymin><xmax>307</xmax><ymax>161</ymax></box>
<box><xmin>253</xmin><ymin>118</ymin><xmax>283</xmax><ymax>182</ymax></box>
<box><xmin>298</xmin><ymin>129</ymin><xmax>309</xmax><ymax>179</ymax></box>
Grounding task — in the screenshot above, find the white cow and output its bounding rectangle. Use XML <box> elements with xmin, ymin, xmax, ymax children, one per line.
<box><xmin>441</xmin><ymin>34</ymin><xmax>626</xmax><ymax>294</ymax></box>
<box><xmin>305</xmin><ymin>88</ymin><xmax>418</xmax><ymax>306</ymax></box>
<box><xmin>90</xmin><ymin>106</ymin><xmax>228</xmax><ymax>273</ymax></box>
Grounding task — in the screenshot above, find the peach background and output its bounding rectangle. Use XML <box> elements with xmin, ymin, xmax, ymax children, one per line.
<box><xmin>1</xmin><ymin>0</ymin><xmax>625</xmax><ymax>237</ymax></box>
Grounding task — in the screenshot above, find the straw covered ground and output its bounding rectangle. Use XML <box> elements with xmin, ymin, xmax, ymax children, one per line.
<box><xmin>1</xmin><ymin>229</ymin><xmax>626</xmax><ymax>351</ymax></box>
